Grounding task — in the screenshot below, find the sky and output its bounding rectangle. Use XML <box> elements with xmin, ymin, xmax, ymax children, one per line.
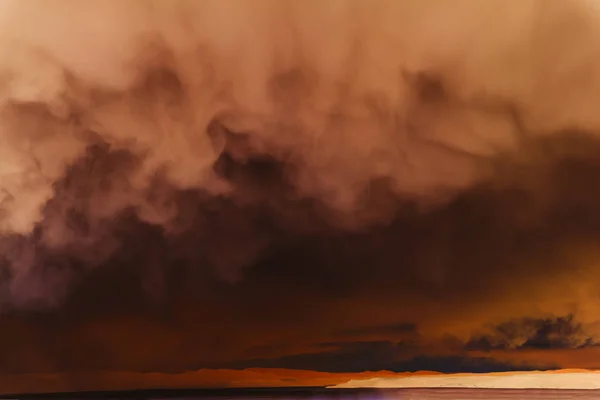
<box><xmin>3</xmin><ymin>0</ymin><xmax>600</xmax><ymax>394</ymax></box>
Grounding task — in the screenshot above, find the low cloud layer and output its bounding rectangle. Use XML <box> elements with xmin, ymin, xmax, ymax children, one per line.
<box><xmin>229</xmin><ymin>341</ymin><xmax>548</xmax><ymax>373</ymax></box>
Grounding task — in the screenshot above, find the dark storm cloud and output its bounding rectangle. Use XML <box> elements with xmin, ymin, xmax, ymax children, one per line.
<box><xmin>466</xmin><ymin>315</ymin><xmax>597</xmax><ymax>351</ymax></box>
<box><xmin>3</xmin><ymin>0</ymin><xmax>600</xmax><ymax>311</ymax></box>
<box><xmin>230</xmin><ymin>132</ymin><xmax>600</xmax><ymax>310</ymax></box>
<box><xmin>4</xmin><ymin>0</ymin><xmax>600</xmax><ymax>380</ymax></box>
<box><xmin>3</xmin><ymin>132</ymin><xmax>600</xmax><ymax>375</ymax></box>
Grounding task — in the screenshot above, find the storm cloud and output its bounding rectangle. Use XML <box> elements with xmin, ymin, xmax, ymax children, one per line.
<box><xmin>466</xmin><ymin>315</ymin><xmax>597</xmax><ymax>351</ymax></box>
<box><xmin>1</xmin><ymin>0</ymin><xmax>600</xmax><ymax>308</ymax></box>
<box><xmin>2</xmin><ymin>0</ymin><xmax>600</xmax><ymax>388</ymax></box>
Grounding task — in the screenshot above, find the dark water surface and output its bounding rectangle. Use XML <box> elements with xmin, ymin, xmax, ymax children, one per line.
<box><xmin>7</xmin><ymin>388</ymin><xmax>600</xmax><ymax>400</ymax></box>
<box><xmin>5</xmin><ymin>387</ymin><xmax>600</xmax><ymax>400</ymax></box>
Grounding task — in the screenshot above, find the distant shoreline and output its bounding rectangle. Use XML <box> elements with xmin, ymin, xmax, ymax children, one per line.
<box><xmin>330</xmin><ymin>371</ymin><xmax>600</xmax><ymax>390</ymax></box>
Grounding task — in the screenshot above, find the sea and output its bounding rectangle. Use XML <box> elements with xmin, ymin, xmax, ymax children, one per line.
<box><xmin>5</xmin><ymin>387</ymin><xmax>600</xmax><ymax>400</ymax></box>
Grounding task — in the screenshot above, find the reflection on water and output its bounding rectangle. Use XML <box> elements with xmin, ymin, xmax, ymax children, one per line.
<box><xmin>148</xmin><ymin>388</ymin><xmax>600</xmax><ymax>400</ymax></box>
<box><xmin>363</xmin><ymin>388</ymin><xmax>600</xmax><ymax>399</ymax></box>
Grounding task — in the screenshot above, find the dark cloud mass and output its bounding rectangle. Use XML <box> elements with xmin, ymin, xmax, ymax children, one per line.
<box><xmin>2</xmin><ymin>0</ymin><xmax>600</xmax><ymax>387</ymax></box>
<box><xmin>228</xmin><ymin>341</ymin><xmax>549</xmax><ymax>373</ymax></box>
<box><xmin>466</xmin><ymin>315</ymin><xmax>597</xmax><ymax>351</ymax></box>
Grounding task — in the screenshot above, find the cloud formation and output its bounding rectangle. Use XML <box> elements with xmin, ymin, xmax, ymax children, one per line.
<box><xmin>466</xmin><ymin>315</ymin><xmax>597</xmax><ymax>352</ymax></box>
<box><xmin>2</xmin><ymin>0</ymin><xmax>600</xmax><ymax>308</ymax></box>
<box><xmin>229</xmin><ymin>341</ymin><xmax>548</xmax><ymax>373</ymax></box>
<box><xmin>3</xmin><ymin>0</ymin><xmax>600</xmax><ymax>390</ymax></box>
